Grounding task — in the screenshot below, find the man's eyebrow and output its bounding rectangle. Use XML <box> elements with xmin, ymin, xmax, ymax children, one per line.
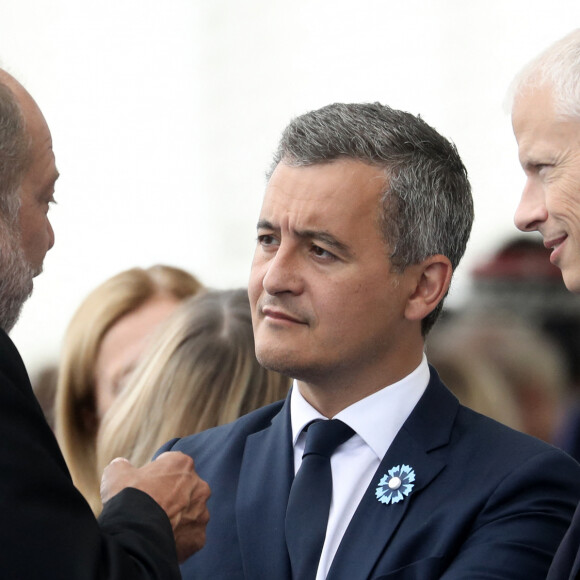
<box><xmin>256</xmin><ymin>219</ymin><xmax>275</xmax><ymax>231</ymax></box>
<box><xmin>256</xmin><ymin>219</ymin><xmax>352</xmax><ymax>256</ymax></box>
<box><xmin>518</xmin><ymin>143</ymin><xmax>555</xmax><ymax>168</ymax></box>
<box><xmin>300</xmin><ymin>229</ymin><xmax>351</xmax><ymax>256</ymax></box>
<box><xmin>521</xmin><ymin>155</ymin><xmax>549</xmax><ymax>171</ymax></box>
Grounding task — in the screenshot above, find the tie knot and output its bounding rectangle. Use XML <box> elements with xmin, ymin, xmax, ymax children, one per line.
<box><xmin>303</xmin><ymin>419</ymin><xmax>355</xmax><ymax>458</ymax></box>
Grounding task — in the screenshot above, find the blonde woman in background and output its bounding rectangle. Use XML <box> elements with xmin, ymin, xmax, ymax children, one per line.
<box><xmin>96</xmin><ymin>289</ymin><xmax>291</xmax><ymax>502</ymax></box>
<box><xmin>55</xmin><ymin>264</ymin><xmax>203</xmax><ymax>513</ymax></box>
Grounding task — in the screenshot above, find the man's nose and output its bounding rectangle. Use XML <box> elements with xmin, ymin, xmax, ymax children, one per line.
<box><xmin>262</xmin><ymin>245</ymin><xmax>303</xmax><ymax>296</ymax></box>
<box><xmin>514</xmin><ymin>181</ymin><xmax>547</xmax><ymax>232</ymax></box>
<box><xmin>47</xmin><ymin>220</ymin><xmax>55</xmax><ymax>251</ymax></box>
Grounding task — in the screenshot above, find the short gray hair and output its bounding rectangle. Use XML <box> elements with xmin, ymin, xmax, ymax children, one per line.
<box><xmin>0</xmin><ymin>81</ymin><xmax>28</xmax><ymax>227</ymax></box>
<box><xmin>510</xmin><ymin>29</ymin><xmax>580</xmax><ymax>119</ymax></box>
<box><xmin>268</xmin><ymin>102</ymin><xmax>473</xmax><ymax>335</ymax></box>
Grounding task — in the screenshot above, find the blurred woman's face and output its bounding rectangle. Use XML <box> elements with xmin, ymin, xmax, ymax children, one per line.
<box><xmin>93</xmin><ymin>295</ymin><xmax>180</xmax><ymax>421</ymax></box>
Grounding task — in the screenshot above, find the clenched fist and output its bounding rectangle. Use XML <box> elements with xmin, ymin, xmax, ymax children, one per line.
<box><xmin>101</xmin><ymin>451</ymin><xmax>211</xmax><ymax>561</ymax></box>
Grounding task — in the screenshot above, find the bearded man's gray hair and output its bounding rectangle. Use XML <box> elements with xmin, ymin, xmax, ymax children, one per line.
<box><xmin>0</xmin><ymin>80</ymin><xmax>35</xmax><ymax>332</ymax></box>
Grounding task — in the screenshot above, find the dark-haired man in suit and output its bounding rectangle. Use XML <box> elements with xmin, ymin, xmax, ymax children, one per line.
<box><xmin>163</xmin><ymin>101</ymin><xmax>580</xmax><ymax>579</ymax></box>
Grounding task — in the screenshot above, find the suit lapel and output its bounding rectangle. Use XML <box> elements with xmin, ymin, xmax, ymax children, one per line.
<box><xmin>328</xmin><ymin>370</ymin><xmax>459</xmax><ymax>580</ymax></box>
<box><xmin>236</xmin><ymin>394</ymin><xmax>294</xmax><ymax>579</ymax></box>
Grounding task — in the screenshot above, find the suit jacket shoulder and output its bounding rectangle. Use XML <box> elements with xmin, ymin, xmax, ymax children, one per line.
<box><xmin>159</xmin><ymin>398</ymin><xmax>286</xmax><ymax>460</ymax></box>
<box><xmin>0</xmin><ymin>329</ymin><xmax>180</xmax><ymax>579</ymax></box>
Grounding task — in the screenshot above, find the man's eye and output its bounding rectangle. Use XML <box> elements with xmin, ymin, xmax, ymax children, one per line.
<box><xmin>312</xmin><ymin>245</ymin><xmax>335</xmax><ymax>260</ymax></box>
<box><xmin>257</xmin><ymin>234</ymin><xmax>277</xmax><ymax>246</ymax></box>
<box><xmin>532</xmin><ymin>163</ymin><xmax>551</xmax><ymax>175</ymax></box>
<box><xmin>42</xmin><ymin>194</ymin><xmax>57</xmax><ymax>213</ymax></box>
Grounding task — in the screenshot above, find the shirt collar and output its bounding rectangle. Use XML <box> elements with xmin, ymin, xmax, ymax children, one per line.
<box><xmin>289</xmin><ymin>354</ymin><xmax>430</xmax><ymax>460</ymax></box>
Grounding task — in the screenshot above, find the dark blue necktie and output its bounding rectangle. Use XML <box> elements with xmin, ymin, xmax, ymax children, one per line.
<box><xmin>285</xmin><ymin>419</ymin><xmax>355</xmax><ymax>580</ymax></box>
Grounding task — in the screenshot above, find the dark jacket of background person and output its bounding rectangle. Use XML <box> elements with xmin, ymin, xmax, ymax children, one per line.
<box><xmin>0</xmin><ymin>327</ymin><xmax>181</xmax><ymax>579</ymax></box>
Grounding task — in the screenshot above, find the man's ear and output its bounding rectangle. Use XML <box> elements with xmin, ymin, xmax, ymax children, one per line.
<box><xmin>404</xmin><ymin>254</ymin><xmax>453</xmax><ymax>322</ymax></box>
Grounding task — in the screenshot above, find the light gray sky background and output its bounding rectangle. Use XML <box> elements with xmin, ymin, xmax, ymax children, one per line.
<box><xmin>0</xmin><ymin>1</ymin><xmax>578</xmax><ymax>375</ymax></box>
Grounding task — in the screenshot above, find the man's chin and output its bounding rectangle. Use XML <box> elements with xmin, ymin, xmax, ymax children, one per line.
<box><xmin>563</xmin><ymin>270</ymin><xmax>580</xmax><ymax>294</ymax></box>
<box><xmin>255</xmin><ymin>348</ymin><xmax>320</xmax><ymax>383</ymax></box>
<box><xmin>256</xmin><ymin>348</ymin><xmax>296</xmax><ymax>376</ymax></box>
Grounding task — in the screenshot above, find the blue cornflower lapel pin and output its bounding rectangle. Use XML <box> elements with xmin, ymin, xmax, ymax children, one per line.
<box><xmin>375</xmin><ymin>464</ymin><xmax>416</xmax><ymax>505</ymax></box>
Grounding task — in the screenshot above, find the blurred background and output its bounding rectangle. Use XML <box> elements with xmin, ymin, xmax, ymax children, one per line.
<box><xmin>1</xmin><ymin>0</ymin><xmax>579</xmax><ymax>380</ymax></box>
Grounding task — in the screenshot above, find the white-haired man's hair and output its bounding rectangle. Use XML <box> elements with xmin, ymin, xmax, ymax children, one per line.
<box><xmin>509</xmin><ymin>29</ymin><xmax>580</xmax><ymax>119</ymax></box>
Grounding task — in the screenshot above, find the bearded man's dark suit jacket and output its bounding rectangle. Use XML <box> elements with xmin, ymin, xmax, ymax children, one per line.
<box><xmin>158</xmin><ymin>366</ymin><xmax>580</xmax><ymax>580</ymax></box>
<box><xmin>0</xmin><ymin>328</ymin><xmax>181</xmax><ymax>579</ymax></box>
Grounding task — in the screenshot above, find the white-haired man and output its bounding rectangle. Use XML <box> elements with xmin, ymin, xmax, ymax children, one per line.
<box><xmin>513</xmin><ymin>28</ymin><xmax>580</xmax><ymax>580</ymax></box>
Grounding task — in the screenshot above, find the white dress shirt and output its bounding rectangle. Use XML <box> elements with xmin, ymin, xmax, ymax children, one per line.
<box><xmin>289</xmin><ymin>354</ymin><xmax>430</xmax><ymax>580</ymax></box>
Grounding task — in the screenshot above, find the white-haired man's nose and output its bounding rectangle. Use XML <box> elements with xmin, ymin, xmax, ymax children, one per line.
<box><xmin>514</xmin><ymin>185</ymin><xmax>547</xmax><ymax>232</ymax></box>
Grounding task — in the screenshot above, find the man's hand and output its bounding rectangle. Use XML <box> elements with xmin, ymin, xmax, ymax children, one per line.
<box><xmin>101</xmin><ymin>451</ymin><xmax>211</xmax><ymax>561</ymax></box>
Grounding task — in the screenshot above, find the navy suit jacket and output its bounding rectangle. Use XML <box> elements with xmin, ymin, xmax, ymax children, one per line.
<box><xmin>0</xmin><ymin>328</ymin><xmax>181</xmax><ymax>579</ymax></box>
<box><xmin>159</xmin><ymin>367</ymin><xmax>580</xmax><ymax>579</ymax></box>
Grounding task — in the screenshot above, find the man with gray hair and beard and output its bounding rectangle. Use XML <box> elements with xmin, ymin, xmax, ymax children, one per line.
<box><xmin>0</xmin><ymin>68</ymin><xmax>210</xmax><ymax>579</ymax></box>
<box><xmin>160</xmin><ymin>102</ymin><xmax>580</xmax><ymax>579</ymax></box>
<box><xmin>512</xmin><ymin>28</ymin><xmax>580</xmax><ymax>580</ymax></box>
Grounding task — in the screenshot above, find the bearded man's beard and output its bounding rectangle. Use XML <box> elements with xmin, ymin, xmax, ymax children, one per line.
<box><xmin>0</xmin><ymin>224</ymin><xmax>34</xmax><ymax>333</ymax></box>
